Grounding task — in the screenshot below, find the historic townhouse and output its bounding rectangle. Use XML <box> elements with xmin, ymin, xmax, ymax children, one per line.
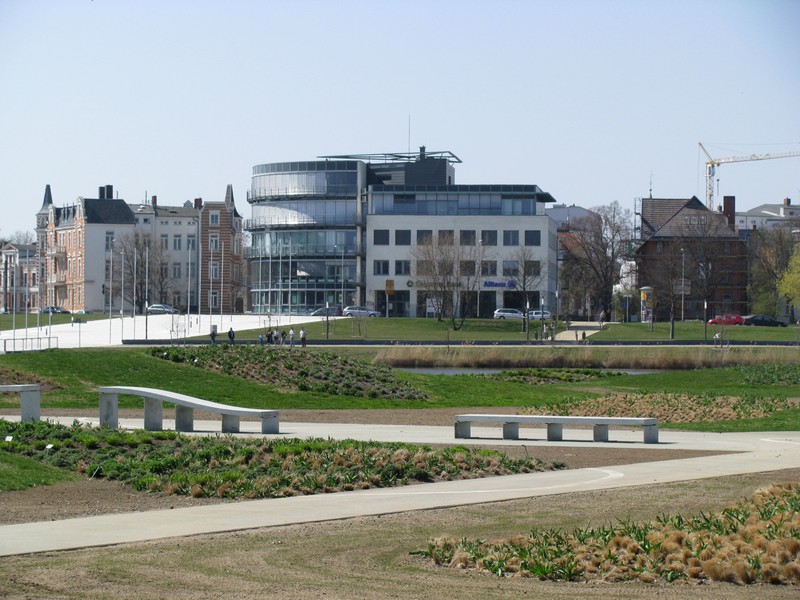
<box><xmin>197</xmin><ymin>185</ymin><xmax>246</xmax><ymax>314</ymax></box>
<box><xmin>1</xmin><ymin>243</ymin><xmax>39</xmax><ymax>313</ymax></box>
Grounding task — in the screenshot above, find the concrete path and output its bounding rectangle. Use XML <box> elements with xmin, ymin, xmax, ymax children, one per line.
<box><xmin>1</xmin><ymin>417</ymin><xmax>799</xmax><ymax>557</ymax></box>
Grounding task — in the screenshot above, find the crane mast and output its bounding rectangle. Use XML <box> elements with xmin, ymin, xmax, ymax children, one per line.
<box><xmin>698</xmin><ymin>142</ymin><xmax>800</xmax><ymax>210</ymax></box>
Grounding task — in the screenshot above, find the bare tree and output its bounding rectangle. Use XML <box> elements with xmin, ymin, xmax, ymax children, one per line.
<box><xmin>508</xmin><ymin>244</ymin><xmax>544</xmax><ymax>311</ymax></box>
<box><xmin>560</xmin><ymin>202</ymin><xmax>632</xmax><ymax>320</ymax></box>
<box><xmin>118</xmin><ymin>233</ymin><xmax>171</xmax><ymax>312</ymax></box>
<box><xmin>410</xmin><ymin>231</ymin><xmax>486</xmax><ymax>330</ymax></box>
<box><xmin>7</xmin><ymin>231</ymin><xmax>36</xmax><ymax>245</ymax></box>
<box><xmin>748</xmin><ymin>226</ymin><xmax>795</xmax><ymax>315</ymax></box>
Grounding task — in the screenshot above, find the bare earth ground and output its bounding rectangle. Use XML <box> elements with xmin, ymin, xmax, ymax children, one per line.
<box><xmin>2</xmin><ymin>408</ymin><xmax>798</xmax><ymax>599</ymax></box>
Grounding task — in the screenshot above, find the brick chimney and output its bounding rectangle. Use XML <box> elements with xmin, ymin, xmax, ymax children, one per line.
<box><xmin>785</xmin><ymin>197</ymin><xmax>792</xmax><ymax>206</ymax></box>
<box><xmin>722</xmin><ymin>195</ymin><xmax>736</xmax><ymax>226</ymax></box>
<box><xmin>194</xmin><ymin>197</ymin><xmax>203</xmax><ymax>209</ymax></box>
<box><xmin>151</xmin><ymin>195</ymin><xmax>157</xmax><ymax>207</ymax></box>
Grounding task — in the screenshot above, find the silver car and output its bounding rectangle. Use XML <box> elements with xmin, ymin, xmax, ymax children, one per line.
<box><xmin>342</xmin><ymin>306</ymin><xmax>380</xmax><ymax>317</ymax></box>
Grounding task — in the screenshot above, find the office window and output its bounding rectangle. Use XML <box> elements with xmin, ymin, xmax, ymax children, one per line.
<box><xmin>416</xmin><ymin>260</ymin><xmax>433</xmax><ymax>276</ymax></box>
<box><xmin>481</xmin><ymin>261</ymin><xmax>497</xmax><ymax>276</ymax></box>
<box><xmin>460</xmin><ymin>261</ymin><xmax>476</xmax><ymax>276</ymax></box>
<box><xmin>209</xmin><ymin>234</ymin><xmax>219</xmax><ymax>251</ymax></box>
<box><xmin>373</xmin><ymin>229</ymin><xmax>390</xmax><ymax>245</ymax></box>
<box><xmin>161</xmin><ymin>234</ymin><xmax>169</xmax><ymax>250</ymax></box>
<box><xmin>524</xmin><ymin>230</ymin><xmax>541</xmax><ymax>246</ymax></box>
<box><xmin>480</xmin><ymin>230</ymin><xmax>497</xmax><ymax>246</ymax></box>
<box><xmin>187</xmin><ymin>235</ymin><xmax>196</xmax><ymax>251</ymax></box>
<box><xmin>524</xmin><ymin>260</ymin><xmax>541</xmax><ymax>276</ymax></box>
<box><xmin>211</xmin><ymin>291</ymin><xmax>219</xmax><ymax>309</ymax></box>
<box><xmin>503</xmin><ymin>230</ymin><xmax>519</xmax><ymax>246</ymax></box>
<box><xmin>395</xmin><ymin>229</ymin><xmax>411</xmax><ymax>245</ymax></box>
<box><xmin>395</xmin><ymin>260</ymin><xmax>411</xmax><ymax>275</ymax></box>
<box><xmin>173</xmin><ymin>262</ymin><xmax>182</xmax><ymax>278</ymax></box>
<box><xmin>502</xmin><ymin>260</ymin><xmax>519</xmax><ymax>276</ymax></box>
<box><xmin>460</xmin><ymin>230</ymin><xmax>476</xmax><ymax>246</ymax></box>
<box><xmin>210</xmin><ymin>262</ymin><xmax>219</xmax><ymax>280</ymax></box>
<box><xmin>373</xmin><ymin>260</ymin><xmax>390</xmax><ymax>275</ymax></box>
<box><xmin>438</xmin><ymin>230</ymin><xmax>454</xmax><ymax>245</ymax></box>
<box><xmin>105</xmin><ymin>231</ymin><xmax>115</xmax><ymax>251</ymax></box>
<box><xmin>416</xmin><ymin>229</ymin><xmax>433</xmax><ymax>245</ymax></box>
<box><xmin>209</xmin><ymin>211</ymin><xmax>220</xmax><ymax>226</ymax></box>
<box><xmin>173</xmin><ymin>235</ymin><xmax>182</xmax><ymax>251</ymax></box>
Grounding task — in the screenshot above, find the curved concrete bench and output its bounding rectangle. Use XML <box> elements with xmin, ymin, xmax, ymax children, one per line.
<box><xmin>98</xmin><ymin>386</ymin><xmax>279</xmax><ymax>434</ymax></box>
<box><xmin>454</xmin><ymin>414</ymin><xmax>658</xmax><ymax>444</ymax></box>
<box><xmin>0</xmin><ymin>384</ymin><xmax>41</xmax><ymax>422</ymax></box>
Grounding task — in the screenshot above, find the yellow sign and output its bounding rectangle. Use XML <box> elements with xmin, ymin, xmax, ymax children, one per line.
<box><xmin>385</xmin><ymin>279</ymin><xmax>394</xmax><ymax>295</ymax></box>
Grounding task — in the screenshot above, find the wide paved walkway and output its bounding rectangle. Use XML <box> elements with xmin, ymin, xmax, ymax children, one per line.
<box><xmin>1</xmin><ymin>416</ymin><xmax>799</xmax><ymax>557</ymax></box>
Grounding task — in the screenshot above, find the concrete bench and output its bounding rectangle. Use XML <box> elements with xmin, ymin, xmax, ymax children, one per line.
<box><xmin>98</xmin><ymin>386</ymin><xmax>279</xmax><ymax>434</ymax></box>
<box><xmin>0</xmin><ymin>384</ymin><xmax>41</xmax><ymax>422</ymax></box>
<box><xmin>454</xmin><ymin>414</ymin><xmax>659</xmax><ymax>444</ymax></box>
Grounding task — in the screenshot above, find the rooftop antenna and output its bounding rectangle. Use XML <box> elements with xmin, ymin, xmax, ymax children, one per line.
<box><xmin>649</xmin><ymin>172</ymin><xmax>653</xmax><ymax>199</ymax></box>
<box><xmin>407</xmin><ymin>115</ymin><xmax>411</xmax><ymax>155</ymax></box>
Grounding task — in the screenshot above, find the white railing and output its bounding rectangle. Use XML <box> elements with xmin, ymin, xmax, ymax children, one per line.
<box><xmin>2</xmin><ymin>337</ymin><xmax>59</xmax><ymax>353</ymax></box>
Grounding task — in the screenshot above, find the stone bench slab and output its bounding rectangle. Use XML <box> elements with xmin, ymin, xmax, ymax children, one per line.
<box><xmin>454</xmin><ymin>414</ymin><xmax>658</xmax><ymax>444</ymax></box>
<box><xmin>98</xmin><ymin>386</ymin><xmax>279</xmax><ymax>434</ymax></box>
<box><xmin>0</xmin><ymin>384</ymin><xmax>41</xmax><ymax>422</ymax></box>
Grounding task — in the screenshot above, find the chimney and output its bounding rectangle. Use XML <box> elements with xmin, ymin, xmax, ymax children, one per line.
<box><xmin>194</xmin><ymin>197</ymin><xmax>203</xmax><ymax>209</ymax></box>
<box><xmin>106</xmin><ymin>184</ymin><xmax>113</xmax><ymax>199</ymax></box>
<box><xmin>151</xmin><ymin>195</ymin><xmax>157</xmax><ymax>207</ymax></box>
<box><xmin>98</xmin><ymin>186</ymin><xmax>106</xmax><ymax>200</ymax></box>
<box><xmin>785</xmin><ymin>198</ymin><xmax>792</xmax><ymax>206</ymax></box>
<box><xmin>419</xmin><ymin>145</ymin><xmax>426</xmax><ymax>160</ymax></box>
<box><xmin>723</xmin><ymin>195</ymin><xmax>736</xmax><ymax>226</ymax></box>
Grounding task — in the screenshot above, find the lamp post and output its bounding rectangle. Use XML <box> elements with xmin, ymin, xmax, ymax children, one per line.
<box><xmin>681</xmin><ymin>247</ymin><xmax>685</xmax><ymax>322</ymax></box>
<box><xmin>120</xmin><ymin>248</ymin><xmax>124</xmax><ymax>341</ymax></box>
<box><xmin>337</xmin><ymin>244</ymin><xmax>345</xmax><ymax>309</ymax></box>
<box><xmin>108</xmin><ymin>240</ymin><xmax>114</xmax><ymax>344</ymax></box>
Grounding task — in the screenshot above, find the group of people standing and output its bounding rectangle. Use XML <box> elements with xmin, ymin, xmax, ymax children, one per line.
<box><xmin>210</xmin><ymin>325</ymin><xmax>307</xmax><ymax>348</ymax></box>
<box><xmin>258</xmin><ymin>326</ymin><xmax>306</xmax><ymax>348</ymax></box>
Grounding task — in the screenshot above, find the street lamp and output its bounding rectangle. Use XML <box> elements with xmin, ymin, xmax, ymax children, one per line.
<box><xmin>120</xmin><ymin>248</ymin><xmax>124</xmax><ymax>341</ymax></box>
<box><xmin>108</xmin><ymin>239</ymin><xmax>115</xmax><ymax>344</ymax></box>
<box><xmin>681</xmin><ymin>247</ymin><xmax>685</xmax><ymax>322</ymax></box>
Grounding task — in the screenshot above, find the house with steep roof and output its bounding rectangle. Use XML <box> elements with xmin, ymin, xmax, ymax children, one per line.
<box><xmin>634</xmin><ymin>196</ymin><xmax>748</xmax><ymax>321</ymax></box>
<box><xmin>36</xmin><ymin>185</ymin><xmax>136</xmax><ymax>313</ymax></box>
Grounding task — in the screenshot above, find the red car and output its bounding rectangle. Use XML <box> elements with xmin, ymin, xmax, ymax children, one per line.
<box><xmin>707</xmin><ymin>313</ymin><xmax>744</xmax><ymax>326</ymax></box>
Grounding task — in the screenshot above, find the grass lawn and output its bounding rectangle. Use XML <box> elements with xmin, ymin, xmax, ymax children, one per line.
<box><xmin>0</xmin><ymin>450</ymin><xmax>79</xmax><ymax>491</ymax></box>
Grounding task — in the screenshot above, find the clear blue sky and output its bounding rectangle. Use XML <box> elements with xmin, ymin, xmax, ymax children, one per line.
<box><xmin>1</xmin><ymin>0</ymin><xmax>798</xmax><ymax>238</ymax></box>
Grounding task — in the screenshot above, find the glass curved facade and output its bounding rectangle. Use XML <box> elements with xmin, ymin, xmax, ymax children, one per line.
<box><xmin>247</xmin><ymin>161</ymin><xmax>364</xmax><ymax>315</ymax></box>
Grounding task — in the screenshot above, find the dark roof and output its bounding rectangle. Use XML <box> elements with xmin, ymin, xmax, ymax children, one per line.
<box><xmin>38</xmin><ymin>184</ymin><xmax>53</xmax><ymax>213</ymax></box>
<box><xmin>83</xmin><ymin>198</ymin><xmax>135</xmax><ymax>224</ymax></box>
<box><xmin>640</xmin><ymin>196</ymin><xmax>736</xmax><ymax>241</ymax></box>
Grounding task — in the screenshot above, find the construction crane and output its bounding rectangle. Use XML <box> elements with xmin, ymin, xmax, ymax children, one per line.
<box><xmin>698</xmin><ymin>142</ymin><xmax>800</xmax><ymax>210</ymax></box>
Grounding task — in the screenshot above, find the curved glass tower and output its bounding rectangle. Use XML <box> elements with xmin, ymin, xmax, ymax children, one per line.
<box><xmin>246</xmin><ymin>160</ymin><xmax>366</xmax><ymax>314</ymax></box>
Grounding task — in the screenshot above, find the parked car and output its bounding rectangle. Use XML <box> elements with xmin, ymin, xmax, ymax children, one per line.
<box><xmin>528</xmin><ymin>310</ymin><xmax>552</xmax><ymax>321</ymax></box>
<box><xmin>707</xmin><ymin>313</ymin><xmax>744</xmax><ymax>326</ymax></box>
<box><xmin>493</xmin><ymin>308</ymin><xmax>525</xmax><ymax>320</ymax></box>
<box><xmin>146</xmin><ymin>303</ymin><xmax>179</xmax><ymax>315</ymax></box>
<box><xmin>342</xmin><ymin>306</ymin><xmax>380</xmax><ymax>317</ymax></box>
<box><xmin>41</xmin><ymin>306</ymin><xmax>70</xmax><ymax>314</ymax></box>
<box><xmin>310</xmin><ymin>306</ymin><xmax>338</xmax><ymax>317</ymax></box>
<box><xmin>742</xmin><ymin>314</ymin><xmax>786</xmax><ymax>327</ymax></box>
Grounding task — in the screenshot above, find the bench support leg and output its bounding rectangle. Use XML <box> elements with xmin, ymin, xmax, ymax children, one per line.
<box><xmin>546</xmin><ymin>423</ymin><xmax>563</xmax><ymax>442</ymax></box>
<box><xmin>175</xmin><ymin>405</ymin><xmax>194</xmax><ymax>432</ymax></box>
<box><xmin>454</xmin><ymin>421</ymin><xmax>471</xmax><ymax>439</ymax></box>
<box><xmin>261</xmin><ymin>415</ymin><xmax>279</xmax><ymax>434</ymax></box>
<box><xmin>99</xmin><ymin>392</ymin><xmax>119</xmax><ymax>428</ymax></box>
<box><xmin>502</xmin><ymin>422</ymin><xmax>520</xmax><ymax>440</ymax></box>
<box><xmin>643</xmin><ymin>424</ymin><xmax>659</xmax><ymax>444</ymax></box>
<box><xmin>20</xmin><ymin>390</ymin><xmax>41</xmax><ymax>422</ymax></box>
<box><xmin>221</xmin><ymin>414</ymin><xmax>240</xmax><ymax>433</ymax></box>
<box><xmin>144</xmin><ymin>398</ymin><xmax>163</xmax><ymax>431</ymax></box>
<box><xmin>593</xmin><ymin>424</ymin><xmax>609</xmax><ymax>442</ymax></box>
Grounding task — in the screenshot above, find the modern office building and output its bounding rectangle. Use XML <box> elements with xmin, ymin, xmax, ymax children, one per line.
<box><xmin>246</xmin><ymin>148</ymin><xmax>558</xmax><ymax>317</ymax></box>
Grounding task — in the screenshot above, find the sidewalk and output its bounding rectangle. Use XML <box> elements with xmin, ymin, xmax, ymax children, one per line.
<box><xmin>1</xmin><ymin>418</ymin><xmax>798</xmax><ymax>556</ymax></box>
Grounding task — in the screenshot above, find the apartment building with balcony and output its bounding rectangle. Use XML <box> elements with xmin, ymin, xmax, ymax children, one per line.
<box><xmin>1</xmin><ymin>243</ymin><xmax>39</xmax><ymax>314</ymax></box>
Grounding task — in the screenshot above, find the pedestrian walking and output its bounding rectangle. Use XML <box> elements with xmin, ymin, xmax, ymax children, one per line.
<box><xmin>210</xmin><ymin>329</ymin><xmax>217</xmax><ymax>344</ymax></box>
<box><xmin>228</xmin><ymin>327</ymin><xmax>235</xmax><ymax>343</ymax></box>
<box><xmin>300</xmin><ymin>327</ymin><xmax>306</xmax><ymax>348</ymax></box>
<box><xmin>289</xmin><ymin>327</ymin><xmax>295</xmax><ymax>348</ymax></box>
<box><xmin>273</xmin><ymin>328</ymin><xmax>279</xmax><ymax>345</ymax></box>
<box><xmin>280</xmin><ymin>329</ymin><xmax>286</xmax><ymax>346</ymax></box>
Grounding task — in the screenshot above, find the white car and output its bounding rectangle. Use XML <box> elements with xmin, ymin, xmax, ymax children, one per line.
<box><xmin>493</xmin><ymin>308</ymin><xmax>525</xmax><ymax>320</ymax></box>
<box><xmin>342</xmin><ymin>306</ymin><xmax>380</xmax><ymax>317</ymax></box>
<box><xmin>528</xmin><ymin>310</ymin><xmax>552</xmax><ymax>320</ymax></box>
<box><xmin>147</xmin><ymin>303</ymin><xmax>179</xmax><ymax>314</ymax></box>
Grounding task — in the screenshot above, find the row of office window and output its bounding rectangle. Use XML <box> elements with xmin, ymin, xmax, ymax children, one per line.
<box><xmin>159</xmin><ymin>235</ymin><xmax>198</xmax><ymax>251</ymax></box>
<box><xmin>374</xmin><ymin>259</ymin><xmax>541</xmax><ymax>277</ymax></box>
<box><xmin>373</xmin><ymin>229</ymin><xmax>541</xmax><ymax>247</ymax></box>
